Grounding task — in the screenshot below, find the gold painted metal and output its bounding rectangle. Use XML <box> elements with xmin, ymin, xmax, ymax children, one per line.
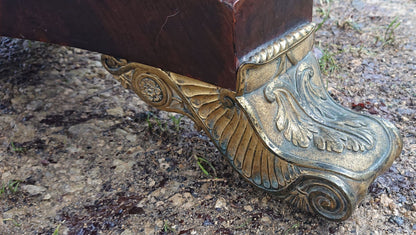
<box><xmin>101</xmin><ymin>23</ymin><xmax>402</xmax><ymax>221</ymax></box>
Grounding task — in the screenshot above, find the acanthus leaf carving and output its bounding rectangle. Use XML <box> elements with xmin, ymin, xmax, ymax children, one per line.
<box><xmin>273</xmin><ymin>87</ymin><xmax>318</xmax><ymax>148</ymax></box>
<box><xmin>264</xmin><ymin>57</ymin><xmax>375</xmax><ymax>153</ymax></box>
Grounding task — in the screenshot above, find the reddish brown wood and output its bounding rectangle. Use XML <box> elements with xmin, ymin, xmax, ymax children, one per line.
<box><xmin>233</xmin><ymin>0</ymin><xmax>313</xmax><ymax>59</ymax></box>
<box><xmin>0</xmin><ymin>0</ymin><xmax>312</xmax><ymax>90</ymax></box>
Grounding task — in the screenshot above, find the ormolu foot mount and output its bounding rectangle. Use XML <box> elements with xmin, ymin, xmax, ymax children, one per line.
<box><xmin>0</xmin><ymin>0</ymin><xmax>402</xmax><ymax>222</ymax></box>
<box><xmin>102</xmin><ymin>23</ymin><xmax>402</xmax><ymax>221</ymax></box>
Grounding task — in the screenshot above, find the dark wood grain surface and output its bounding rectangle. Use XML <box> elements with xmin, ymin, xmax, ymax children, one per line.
<box><xmin>0</xmin><ymin>0</ymin><xmax>312</xmax><ymax>90</ymax></box>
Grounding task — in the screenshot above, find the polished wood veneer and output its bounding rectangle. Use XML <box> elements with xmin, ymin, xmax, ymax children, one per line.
<box><xmin>0</xmin><ymin>0</ymin><xmax>311</xmax><ymax>90</ymax></box>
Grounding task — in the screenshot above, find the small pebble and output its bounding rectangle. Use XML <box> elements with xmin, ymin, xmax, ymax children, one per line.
<box><xmin>42</xmin><ymin>194</ymin><xmax>52</xmax><ymax>200</ymax></box>
<box><xmin>388</xmin><ymin>216</ymin><xmax>404</xmax><ymax>226</ymax></box>
<box><xmin>21</xmin><ymin>185</ymin><xmax>47</xmax><ymax>196</ymax></box>
<box><xmin>244</xmin><ymin>205</ymin><xmax>254</xmax><ymax>212</ymax></box>
<box><xmin>215</xmin><ymin>197</ymin><xmax>228</xmax><ymax>210</ymax></box>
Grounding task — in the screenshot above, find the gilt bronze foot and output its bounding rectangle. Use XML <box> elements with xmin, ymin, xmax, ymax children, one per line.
<box><xmin>102</xmin><ymin>23</ymin><xmax>402</xmax><ymax>221</ymax></box>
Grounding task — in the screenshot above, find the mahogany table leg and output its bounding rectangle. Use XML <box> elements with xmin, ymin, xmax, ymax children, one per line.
<box><xmin>101</xmin><ymin>23</ymin><xmax>402</xmax><ymax>221</ymax></box>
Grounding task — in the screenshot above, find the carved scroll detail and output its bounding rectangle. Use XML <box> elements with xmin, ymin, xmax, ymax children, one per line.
<box><xmin>101</xmin><ymin>55</ymin><xmax>188</xmax><ymax>117</ymax></box>
<box><xmin>284</xmin><ymin>177</ymin><xmax>353</xmax><ymax>221</ymax></box>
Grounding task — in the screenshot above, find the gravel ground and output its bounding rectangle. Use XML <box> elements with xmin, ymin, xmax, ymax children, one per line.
<box><xmin>1</xmin><ymin>0</ymin><xmax>415</xmax><ymax>234</ymax></box>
